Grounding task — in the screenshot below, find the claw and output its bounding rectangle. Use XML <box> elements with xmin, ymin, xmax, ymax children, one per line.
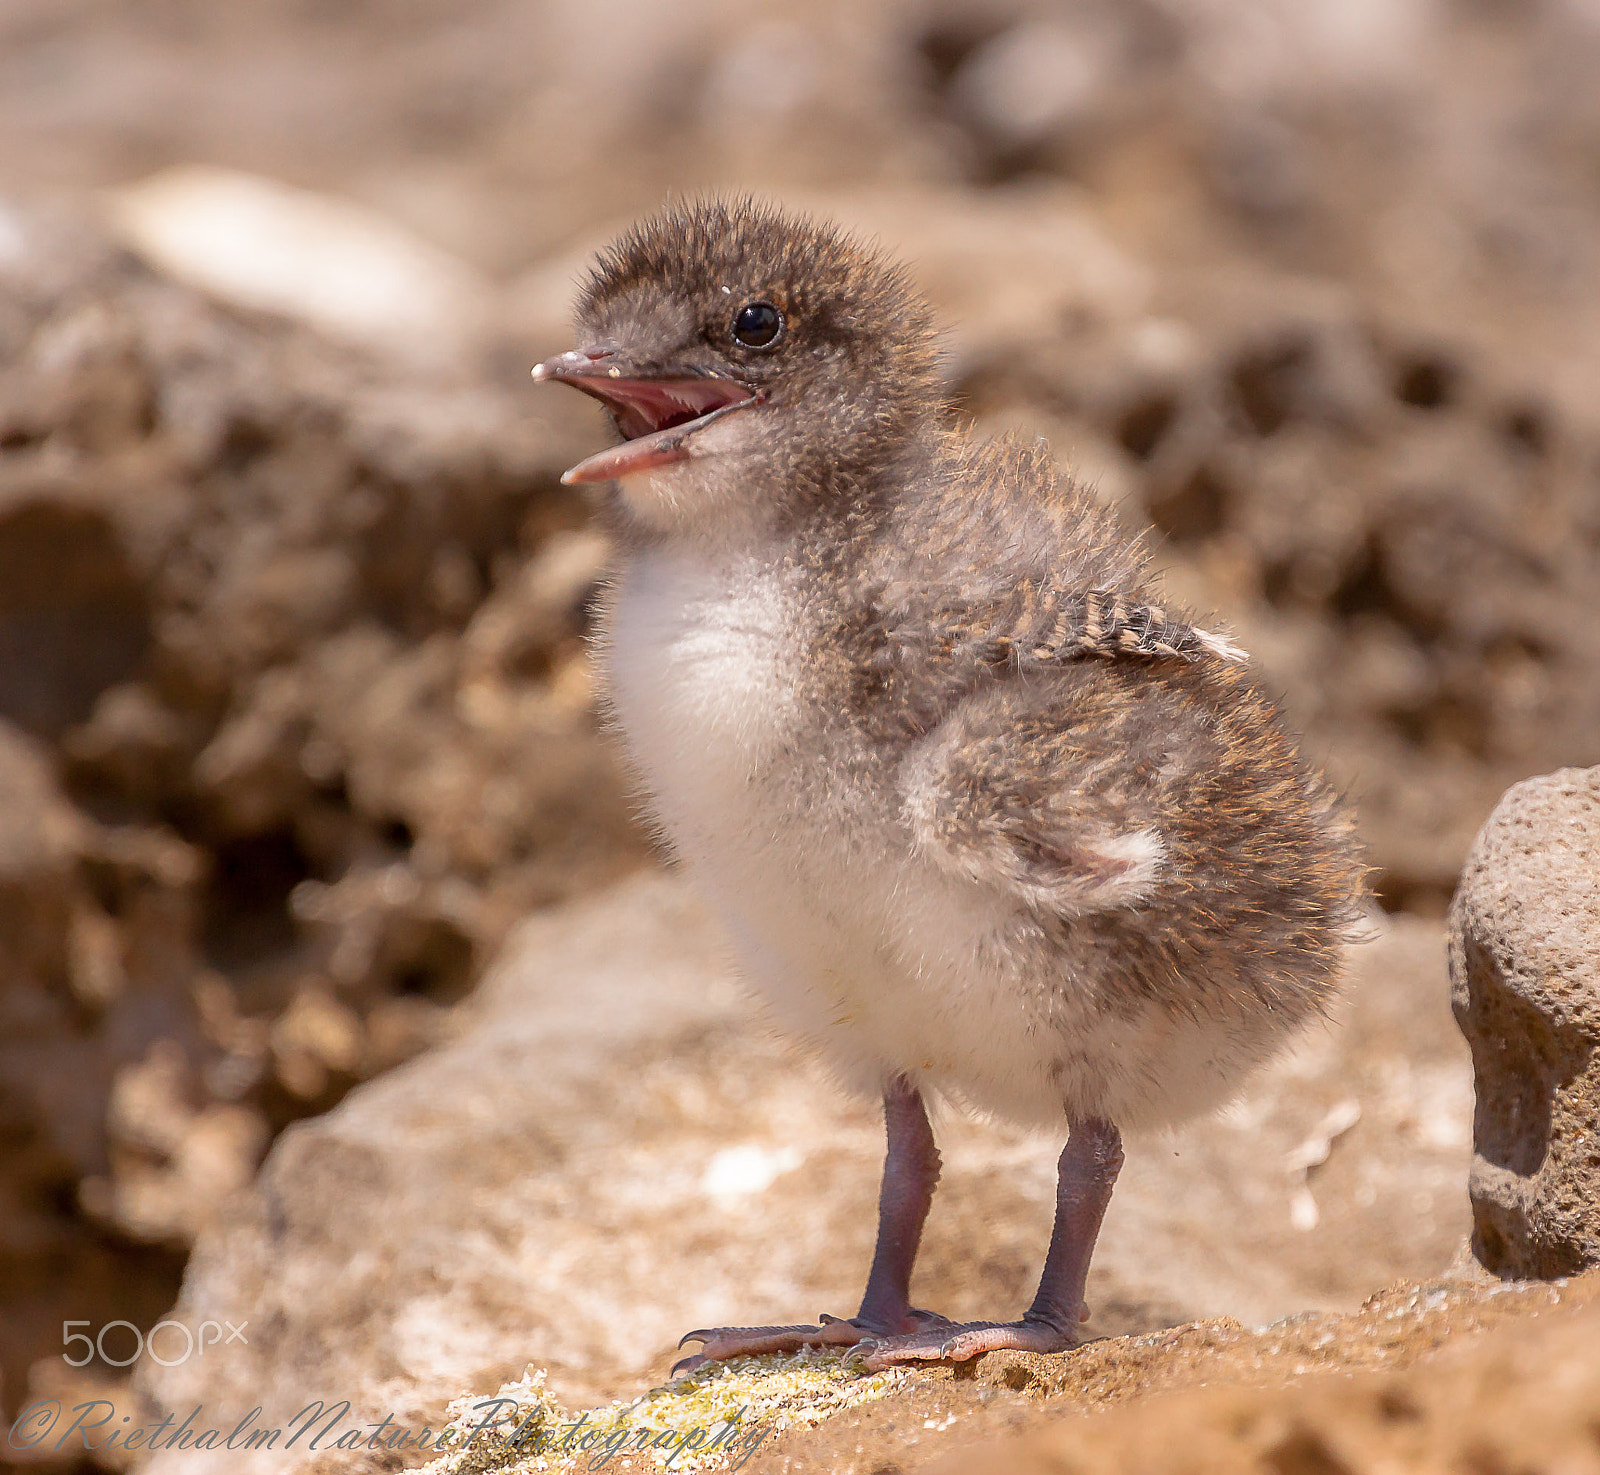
<box><xmin>677</xmin><ymin>1329</ymin><xmax>711</xmax><ymax>1349</ymax></box>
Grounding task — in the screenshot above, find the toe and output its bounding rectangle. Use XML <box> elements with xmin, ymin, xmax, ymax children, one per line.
<box><xmin>859</xmin><ymin>1318</ymin><xmax>1077</xmax><ymax>1371</ymax></box>
<box><xmin>937</xmin><ymin>1322</ymin><xmax>1068</xmax><ymax>1360</ymax></box>
<box><xmin>670</xmin><ymin>1307</ymin><xmax>961</xmax><ymax>1375</ymax></box>
<box><xmin>668</xmin><ymin>1318</ymin><xmax>866</xmax><ymax>1373</ymax></box>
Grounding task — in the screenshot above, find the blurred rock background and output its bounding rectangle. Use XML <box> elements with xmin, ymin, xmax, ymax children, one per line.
<box><xmin>1</xmin><ymin>0</ymin><xmax>1599</xmax><ymax>1465</ymax></box>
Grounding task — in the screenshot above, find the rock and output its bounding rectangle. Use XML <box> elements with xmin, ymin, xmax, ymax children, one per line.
<box><xmin>1450</xmin><ymin>764</ymin><xmax>1600</xmax><ymax>1277</ymax></box>
<box><xmin>947</xmin><ymin>20</ymin><xmax>1120</xmax><ymax>152</ymax></box>
<box><xmin>0</xmin><ymin>718</ymin><xmax>209</xmax><ymax>1404</ymax></box>
<box><xmin>106</xmin><ymin>166</ymin><xmax>496</xmax><ymax>367</ymax></box>
<box><xmin>80</xmin><ymin>1040</ymin><xmax>270</xmax><ymax>1247</ymax></box>
<box><xmin>138</xmin><ymin>874</ymin><xmax>743</xmax><ymax>1475</ymax></box>
<box><xmin>137</xmin><ymin>875</ymin><xmax>1468</xmax><ymax>1475</ymax></box>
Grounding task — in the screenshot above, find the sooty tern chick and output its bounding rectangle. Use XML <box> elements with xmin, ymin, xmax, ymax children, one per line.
<box><xmin>532</xmin><ymin>198</ymin><xmax>1365</xmax><ymax>1372</ymax></box>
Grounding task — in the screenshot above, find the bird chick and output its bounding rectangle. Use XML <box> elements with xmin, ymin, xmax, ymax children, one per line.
<box><xmin>533</xmin><ymin>198</ymin><xmax>1366</xmax><ymax>1374</ymax></box>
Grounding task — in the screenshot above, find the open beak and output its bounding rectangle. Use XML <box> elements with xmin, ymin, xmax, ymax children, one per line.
<box><xmin>532</xmin><ymin>348</ymin><xmax>760</xmax><ymax>485</ymax></box>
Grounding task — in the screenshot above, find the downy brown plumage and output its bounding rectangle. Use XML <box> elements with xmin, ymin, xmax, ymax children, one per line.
<box><xmin>533</xmin><ymin>198</ymin><xmax>1366</xmax><ymax>1373</ymax></box>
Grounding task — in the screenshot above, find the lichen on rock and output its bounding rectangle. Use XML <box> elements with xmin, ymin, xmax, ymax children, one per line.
<box><xmin>423</xmin><ymin>1354</ymin><xmax>903</xmax><ymax>1475</ymax></box>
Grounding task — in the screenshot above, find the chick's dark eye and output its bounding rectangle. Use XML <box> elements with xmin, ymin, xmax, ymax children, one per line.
<box><xmin>732</xmin><ymin>301</ymin><xmax>783</xmax><ymax>349</ymax></box>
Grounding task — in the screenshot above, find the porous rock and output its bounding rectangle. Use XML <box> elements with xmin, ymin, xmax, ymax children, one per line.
<box><xmin>1450</xmin><ymin>764</ymin><xmax>1600</xmax><ymax>1277</ymax></box>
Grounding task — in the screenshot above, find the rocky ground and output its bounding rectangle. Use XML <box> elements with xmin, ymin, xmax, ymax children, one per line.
<box><xmin>2</xmin><ymin>0</ymin><xmax>1600</xmax><ymax>1471</ymax></box>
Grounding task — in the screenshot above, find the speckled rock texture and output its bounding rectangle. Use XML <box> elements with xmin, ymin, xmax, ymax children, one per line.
<box><xmin>1450</xmin><ymin>765</ymin><xmax>1600</xmax><ymax>1277</ymax></box>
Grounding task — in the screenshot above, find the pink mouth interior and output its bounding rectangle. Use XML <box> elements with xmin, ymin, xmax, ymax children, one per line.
<box><xmin>566</xmin><ymin>376</ymin><xmax>754</xmax><ymax>441</ymax></box>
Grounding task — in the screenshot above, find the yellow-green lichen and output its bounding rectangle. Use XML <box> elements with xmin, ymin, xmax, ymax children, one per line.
<box><xmin>422</xmin><ymin>1350</ymin><xmax>904</xmax><ymax>1474</ymax></box>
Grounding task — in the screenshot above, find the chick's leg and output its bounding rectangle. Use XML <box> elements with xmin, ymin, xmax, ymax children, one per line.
<box><xmin>672</xmin><ymin>1075</ymin><xmax>946</xmax><ymax>1375</ymax></box>
<box><xmin>858</xmin><ymin>1116</ymin><xmax>1123</xmax><ymax>1369</ymax></box>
